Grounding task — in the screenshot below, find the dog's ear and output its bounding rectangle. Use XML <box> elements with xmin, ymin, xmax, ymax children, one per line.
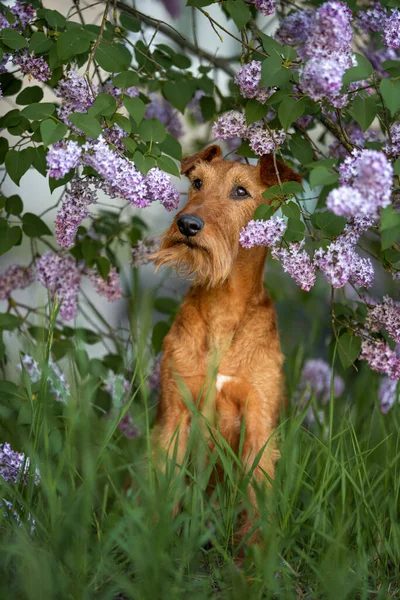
<box><xmin>259</xmin><ymin>155</ymin><xmax>302</xmax><ymax>187</ymax></box>
<box><xmin>180</xmin><ymin>145</ymin><xmax>222</xmax><ymax>176</ymax></box>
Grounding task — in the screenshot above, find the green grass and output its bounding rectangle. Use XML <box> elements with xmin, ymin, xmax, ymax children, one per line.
<box><xmin>1</xmin><ymin>295</ymin><xmax>400</xmax><ymax>599</ymax></box>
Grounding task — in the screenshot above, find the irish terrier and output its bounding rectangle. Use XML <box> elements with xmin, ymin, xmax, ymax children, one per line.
<box><xmin>151</xmin><ymin>145</ymin><xmax>301</xmax><ymax>546</ymax></box>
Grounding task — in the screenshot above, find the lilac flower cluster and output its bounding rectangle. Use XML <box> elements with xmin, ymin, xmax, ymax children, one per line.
<box><xmin>0</xmin><ymin>1</ymin><xmax>35</xmax><ymax>29</ymax></box>
<box><xmin>212</xmin><ymin>111</ymin><xmax>286</xmax><ymax>156</ymax></box>
<box><xmin>46</xmin><ymin>141</ymin><xmax>82</xmax><ymax>180</ymax></box>
<box><xmin>55</xmin><ymin>179</ymin><xmax>97</xmax><ymax>248</ymax></box>
<box><xmin>118</xmin><ymin>413</ymin><xmax>140</xmax><ymax>439</ymax></box>
<box><xmin>300</xmin><ymin>57</ymin><xmax>346</xmax><ymax>104</ymax></box>
<box><xmin>239</xmin><ymin>216</ymin><xmax>286</xmax><ymax>249</ymax></box>
<box><xmin>360</xmin><ymin>339</ymin><xmax>400</xmax><ymax>380</ymax></box>
<box><xmin>379</xmin><ymin>377</ymin><xmax>399</xmax><ymax>413</ymax></box>
<box><xmin>304</xmin><ymin>1</ymin><xmax>353</xmax><ymax>59</ymax></box>
<box><xmin>0</xmin><ymin>442</ymin><xmax>39</xmax><ymax>486</ymax></box>
<box><xmin>146</xmin><ymin>167</ymin><xmax>180</xmax><ymax>211</ymax></box>
<box><xmin>149</xmin><ymin>354</ymin><xmax>161</xmax><ymax>389</ymax></box>
<box><xmin>275</xmin><ymin>10</ymin><xmax>315</xmax><ymax>48</ymax></box>
<box><xmin>271</xmin><ymin>241</ymin><xmax>316</xmax><ymax>291</ymax></box>
<box><xmin>330</xmin><ymin>123</ymin><xmax>378</xmax><ymax>159</ymax></box>
<box><xmin>299</xmin><ymin>359</ymin><xmax>345</xmax><ymax>403</ymax></box>
<box><xmin>145</xmin><ymin>95</ymin><xmax>183</xmax><ymax>139</ymax></box>
<box><xmin>383</xmin><ymin>9</ymin><xmax>400</xmax><ymax>49</ymax></box>
<box><xmin>235</xmin><ymin>61</ymin><xmax>274</xmax><ymax>104</ymax></box>
<box><xmin>102</xmin><ymin>80</ymin><xmax>139</xmax><ymax>104</ymax></box>
<box><xmin>366</xmin><ymin>296</ymin><xmax>400</xmax><ymax>343</ymax></box>
<box><xmin>365</xmin><ymin>44</ymin><xmax>399</xmax><ymax>77</ymax></box>
<box><xmin>36</xmin><ymin>252</ymin><xmax>82</xmax><ymax>321</ymax></box>
<box><xmin>384</xmin><ymin>124</ymin><xmax>400</xmax><ymax>157</ymax></box>
<box><xmin>132</xmin><ymin>236</ymin><xmax>160</xmax><ymax>267</ymax></box>
<box><xmin>0</xmin><ymin>265</ymin><xmax>34</xmax><ymax>299</ymax></box>
<box><xmin>13</xmin><ymin>52</ymin><xmax>51</xmax><ymax>82</ymax></box>
<box><xmin>88</xmin><ymin>267</ymin><xmax>122</xmax><ymax>302</ymax></box>
<box><xmin>20</xmin><ymin>354</ymin><xmax>70</xmax><ymax>403</ymax></box>
<box><xmin>55</xmin><ymin>71</ymin><xmax>95</xmax><ymax>125</ymax></box>
<box><xmin>314</xmin><ymin>219</ymin><xmax>375</xmax><ymax>288</ymax></box>
<box><xmin>250</xmin><ymin>0</ymin><xmax>276</xmax><ymax>17</ymax></box>
<box><xmin>357</xmin><ymin>2</ymin><xmax>387</xmax><ymax>33</ymax></box>
<box><xmin>328</xmin><ymin>150</ymin><xmax>393</xmax><ymax>218</ymax></box>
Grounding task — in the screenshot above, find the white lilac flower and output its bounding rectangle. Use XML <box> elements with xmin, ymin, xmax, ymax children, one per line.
<box><xmin>0</xmin><ymin>442</ymin><xmax>39</xmax><ymax>486</ymax></box>
<box><xmin>212</xmin><ymin>111</ymin><xmax>248</xmax><ymax>140</ymax></box>
<box><xmin>271</xmin><ymin>241</ymin><xmax>316</xmax><ymax>291</ymax></box>
<box><xmin>239</xmin><ymin>217</ymin><xmax>286</xmax><ymax>249</ymax></box>
<box><xmin>247</xmin><ymin>126</ymin><xmax>286</xmax><ymax>156</ymax></box>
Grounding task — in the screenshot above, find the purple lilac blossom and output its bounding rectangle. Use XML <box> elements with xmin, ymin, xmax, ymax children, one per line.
<box><xmin>304</xmin><ymin>1</ymin><xmax>353</xmax><ymax>59</ymax></box>
<box><xmin>247</xmin><ymin>126</ymin><xmax>286</xmax><ymax>156</ymax></box>
<box><xmin>366</xmin><ymin>296</ymin><xmax>400</xmax><ymax>343</ymax></box>
<box><xmin>132</xmin><ymin>236</ymin><xmax>160</xmax><ymax>267</ymax></box>
<box><xmin>379</xmin><ymin>377</ymin><xmax>399</xmax><ymax>413</ymax></box>
<box><xmin>365</xmin><ymin>44</ymin><xmax>398</xmax><ymax>76</ymax></box>
<box><xmin>0</xmin><ymin>1</ymin><xmax>35</xmax><ymax>29</ymax></box>
<box><xmin>145</xmin><ymin>95</ymin><xmax>183</xmax><ymax>139</ymax></box>
<box><xmin>102</xmin><ymin>80</ymin><xmax>139</xmax><ymax>104</ymax></box>
<box><xmin>55</xmin><ymin>179</ymin><xmax>97</xmax><ymax>248</ymax></box>
<box><xmin>212</xmin><ymin>111</ymin><xmax>248</xmax><ymax>140</ymax></box>
<box><xmin>103</xmin><ymin>124</ymin><xmax>126</xmax><ymax>149</ymax></box>
<box><xmin>330</xmin><ymin>123</ymin><xmax>379</xmax><ymax>158</ymax></box>
<box><xmin>239</xmin><ymin>217</ymin><xmax>286</xmax><ymax>249</ymax></box>
<box><xmin>271</xmin><ymin>241</ymin><xmax>316</xmax><ymax>291</ymax></box>
<box><xmin>275</xmin><ymin>10</ymin><xmax>315</xmax><ymax>46</ymax></box>
<box><xmin>360</xmin><ymin>339</ymin><xmax>400</xmax><ymax>380</ymax></box>
<box><xmin>88</xmin><ymin>267</ymin><xmax>122</xmax><ymax>302</ymax></box>
<box><xmin>384</xmin><ymin>124</ymin><xmax>400</xmax><ymax>157</ymax></box>
<box><xmin>83</xmin><ymin>137</ymin><xmax>149</xmax><ymax>208</ymax></box>
<box><xmin>55</xmin><ymin>70</ymin><xmax>95</xmax><ymax>125</ymax></box>
<box><xmin>149</xmin><ymin>354</ymin><xmax>162</xmax><ymax>389</ymax></box>
<box><xmin>314</xmin><ymin>240</ymin><xmax>374</xmax><ymax>288</ymax></box>
<box><xmin>145</xmin><ymin>167</ymin><xmax>180</xmax><ymax>211</ymax></box>
<box><xmin>300</xmin><ymin>57</ymin><xmax>346</xmax><ymax>104</ymax></box>
<box><xmin>299</xmin><ymin>359</ymin><xmax>345</xmax><ymax>403</ymax></box>
<box><xmin>383</xmin><ymin>9</ymin><xmax>400</xmax><ymax>49</ymax></box>
<box><xmin>0</xmin><ymin>265</ymin><xmax>34</xmax><ymax>299</ymax></box>
<box><xmin>251</xmin><ymin>0</ymin><xmax>275</xmax><ymax>17</ymax></box>
<box><xmin>0</xmin><ymin>442</ymin><xmax>39</xmax><ymax>486</ymax></box>
<box><xmin>47</xmin><ymin>141</ymin><xmax>82</xmax><ymax>180</ymax></box>
<box><xmin>356</xmin><ymin>3</ymin><xmax>386</xmax><ymax>33</ymax></box>
<box><xmin>235</xmin><ymin>61</ymin><xmax>274</xmax><ymax>104</ymax></box>
<box><xmin>13</xmin><ymin>52</ymin><xmax>51</xmax><ymax>82</ymax></box>
<box><xmin>36</xmin><ymin>252</ymin><xmax>82</xmax><ymax>321</ymax></box>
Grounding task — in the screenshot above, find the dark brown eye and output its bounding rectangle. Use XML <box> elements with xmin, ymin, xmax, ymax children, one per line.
<box><xmin>193</xmin><ymin>178</ymin><xmax>202</xmax><ymax>190</ymax></box>
<box><xmin>231</xmin><ymin>185</ymin><xmax>250</xmax><ymax>200</ymax></box>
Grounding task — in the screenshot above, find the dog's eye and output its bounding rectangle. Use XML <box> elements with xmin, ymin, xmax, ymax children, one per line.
<box><xmin>192</xmin><ymin>178</ymin><xmax>202</xmax><ymax>190</ymax></box>
<box><xmin>231</xmin><ymin>185</ymin><xmax>250</xmax><ymax>200</ymax></box>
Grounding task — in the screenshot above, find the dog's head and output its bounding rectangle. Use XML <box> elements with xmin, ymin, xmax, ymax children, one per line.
<box><xmin>152</xmin><ymin>145</ymin><xmax>301</xmax><ymax>288</ymax></box>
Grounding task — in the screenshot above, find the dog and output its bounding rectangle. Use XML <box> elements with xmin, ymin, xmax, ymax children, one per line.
<box><xmin>151</xmin><ymin>144</ymin><xmax>301</xmax><ymax>546</ymax></box>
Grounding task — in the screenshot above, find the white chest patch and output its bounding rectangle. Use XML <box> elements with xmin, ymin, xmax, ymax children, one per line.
<box><xmin>216</xmin><ymin>374</ymin><xmax>233</xmax><ymax>392</ymax></box>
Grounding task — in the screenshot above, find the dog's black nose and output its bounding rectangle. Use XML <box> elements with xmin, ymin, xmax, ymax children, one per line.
<box><xmin>177</xmin><ymin>214</ymin><xmax>204</xmax><ymax>237</ymax></box>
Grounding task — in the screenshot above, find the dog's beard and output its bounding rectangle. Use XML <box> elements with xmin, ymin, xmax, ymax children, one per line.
<box><xmin>152</xmin><ymin>229</ymin><xmax>236</xmax><ymax>288</ymax></box>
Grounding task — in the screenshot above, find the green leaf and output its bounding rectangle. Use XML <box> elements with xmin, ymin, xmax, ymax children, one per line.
<box><xmin>262</xmin><ymin>185</ymin><xmax>282</xmax><ymax>200</ymax></box>
<box><xmin>95</xmin><ymin>256</ymin><xmax>110</xmax><ymax>279</ymax></box>
<box><xmin>380</xmin><ymin>205</ymin><xmax>400</xmax><ymax>250</ymax></box>
<box><xmin>5</xmin><ymin>194</ymin><xmax>23</xmax><ymax>215</ymax></box>
<box><xmin>0</xmin><ymin>137</ymin><xmax>9</xmax><ymax>164</ymax></box>
<box><xmin>21</xmin><ymin>103</ymin><xmax>55</xmax><ymax>120</ymax></box>
<box><xmin>16</xmin><ymin>86</ymin><xmax>44</xmax><ymax>105</ymax></box>
<box><xmin>124</xmin><ymin>96</ymin><xmax>146</xmax><ymax>125</ymax></box>
<box><xmin>28</xmin><ymin>32</ymin><xmax>52</xmax><ymax>54</ymax></box>
<box><xmin>49</xmin><ymin>170</ymin><xmax>74</xmax><ymax>193</ymax></box>
<box><xmin>88</xmin><ymin>93</ymin><xmax>117</xmax><ymax>118</ymax></box>
<box><xmin>69</xmin><ymin>112</ymin><xmax>102</xmax><ymax>138</ymax></box>
<box><xmin>112</xmin><ymin>71</ymin><xmax>139</xmax><ymax>88</ymax></box>
<box><xmin>5</xmin><ymin>148</ymin><xmax>32</xmax><ymax>185</ymax></box>
<box><xmin>290</xmin><ymin>133</ymin><xmax>314</xmax><ymax>165</ymax></box>
<box><xmin>348</xmin><ymin>95</ymin><xmax>377</xmax><ymax>131</ymax></box>
<box><xmin>0</xmin><ymin>313</ymin><xmax>20</xmax><ymax>330</ymax></box>
<box><xmin>122</xmin><ymin>137</ymin><xmax>137</xmax><ymax>153</ymax></box>
<box><xmin>186</xmin><ymin>0</ymin><xmax>215</xmax><ymax>5</ymax></box>
<box><xmin>119</xmin><ymin>13</ymin><xmax>141</xmax><ymax>32</ymax></box>
<box><xmin>57</xmin><ymin>30</ymin><xmax>90</xmax><ymax>59</ymax></box>
<box><xmin>163</xmin><ymin>80</ymin><xmax>195</xmax><ymax>113</ymax></box>
<box><xmin>245</xmin><ymin>99</ymin><xmax>270</xmax><ymax>125</ymax></box>
<box><xmin>154</xmin><ymin>297</ymin><xmax>180</xmax><ymax>315</ymax></box>
<box><xmin>44</xmin><ymin>9</ymin><xmax>66</xmax><ymax>29</ymax></box>
<box><xmin>226</xmin><ymin>0</ymin><xmax>251</xmax><ymax>30</ymax></box>
<box><xmin>283</xmin><ymin>218</ymin><xmax>305</xmax><ymax>242</ymax></box>
<box><xmin>31</xmin><ymin>145</ymin><xmax>47</xmax><ymax>176</ymax></box>
<box><xmin>282</xmin><ymin>202</ymin><xmax>300</xmax><ymax>220</ymax></box>
<box><xmin>380</xmin><ymin>78</ymin><xmax>400</xmax><ymax>116</ymax></box>
<box><xmin>133</xmin><ymin>151</ymin><xmax>156</xmax><ymax>175</ymax></box>
<box><xmin>95</xmin><ymin>40</ymin><xmax>131</xmax><ymax>72</ymax></box>
<box><xmin>337</xmin><ymin>333</ymin><xmax>362</xmax><ymax>369</ymax></box>
<box><xmin>258</xmin><ymin>32</ymin><xmax>283</xmax><ymax>55</ymax></box>
<box><xmin>394</xmin><ymin>158</ymin><xmax>400</xmax><ymax>176</ymax></box>
<box><xmin>0</xmin><ymin>225</ymin><xmax>21</xmax><ymax>255</ymax></box>
<box><xmin>199</xmin><ymin>96</ymin><xmax>216</xmax><ymax>121</ymax></box>
<box><xmin>22</xmin><ymin>213</ymin><xmax>52</xmax><ymax>237</ymax></box>
<box><xmin>113</xmin><ymin>114</ymin><xmax>131</xmax><ymax>134</ymax></box>
<box><xmin>281</xmin><ymin>181</ymin><xmax>304</xmax><ymax>195</ymax></box>
<box><xmin>254</xmin><ymin>204</ymin><xmax>275</xmax><ymax>221</ymax></box>
<box><xmin>278</xmin><ymin>97</ymin><xmax>306</xmax><ymax>131</ymax></box>
<box><xmin>152</xmin><ymin>321</ymin><xmax>170</xmax><ymax>354</ymax></box>
<box><xmin>309</xmin><ymin>166</ymin><xmax>338</xmax><ymax>189</ymax></box>
<box><xmin>157</xmin><ymin>155</ymin><xmax>180</xmax><ymax>178</ymax></box>
<box><xmin>159</xmin><ymin>134</ymin><xmax>182</xmax><ymax>160</ymax></box>
<box><xmin>138</xmin><ymin>118</ymin><xmax>166</xmax><ymax>143</ymax></box>
<box><xmin>381</xmin><ymin>59</ymin><xmax>400</xmax><ymax>77</ymax></box>
<box><xmin>342</xmin><ymin>53</ymin><xmax>373</xmax><ymax>86</ymax></box>
<box><xmin>261</xmin><ymin>54</ymin><xmax>291</xmax><ymax>88</ymax></box>
<box><xmin>235</xmin><ymin>141</ymin><xmax>258</xmax><ymax>159</ymax></box>
<box><xmin>311</xmin><ymin>211</ymin><xmax>346</xmax><ymax>238</ymax></box>
<box><xmin>0</xmin><ymin>28</ymin><xmax>28</xmax><ymax>49</ymax></box>
<box><xmin>40</xmin><ymin>119</ymin><xmax>68</xmax><ymax>147</ymax></box>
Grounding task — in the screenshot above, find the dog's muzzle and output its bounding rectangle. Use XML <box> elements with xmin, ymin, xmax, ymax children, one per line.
<box><xmin>177</xmin><ymin>214</ymin><xmax>204</xmax><ymax>237</ymax></box>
